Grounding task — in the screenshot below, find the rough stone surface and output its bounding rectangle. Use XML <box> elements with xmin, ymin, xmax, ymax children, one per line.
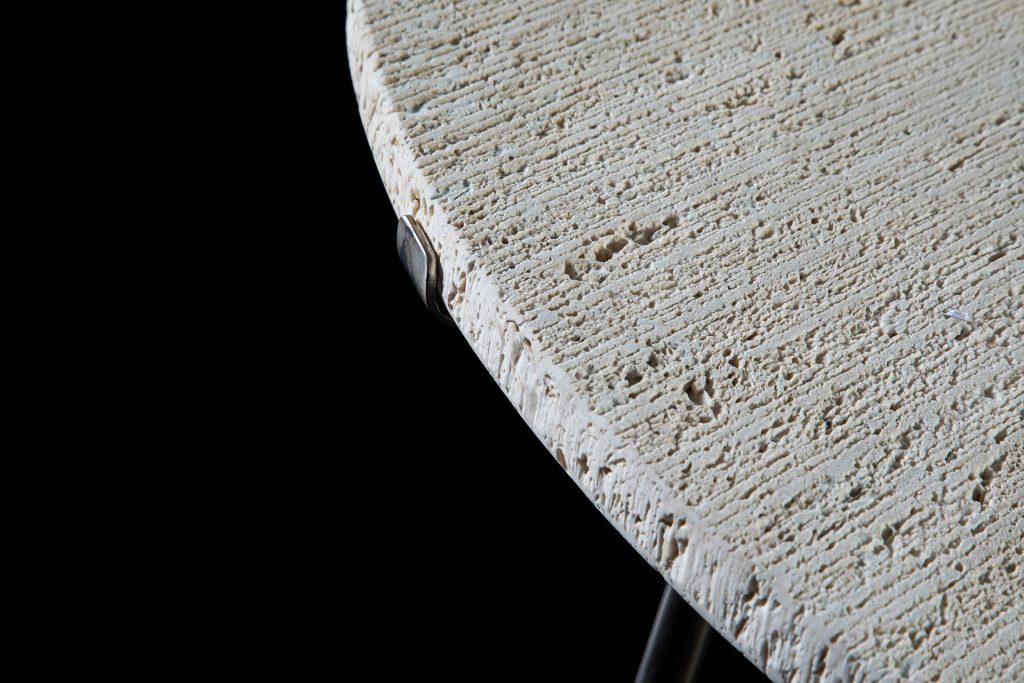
<box><xmin>348</xmin><ymin>1</ymin><xmax>1023</xmax><ymax>680</ymax></box>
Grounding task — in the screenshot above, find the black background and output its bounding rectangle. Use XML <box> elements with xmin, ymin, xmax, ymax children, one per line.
<box><xmin>335</xmin><ymin>5</ymin><xmax>765</xmax><ymax>680</ymax></box>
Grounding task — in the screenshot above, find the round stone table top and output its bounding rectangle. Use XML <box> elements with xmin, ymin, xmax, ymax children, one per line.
<box><xmin>348</xmin><ymin>1</ymin><xmax>1023</xmax><ymax>680</ymax></box>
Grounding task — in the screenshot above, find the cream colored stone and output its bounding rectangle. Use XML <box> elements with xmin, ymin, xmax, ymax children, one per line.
<box><xmin>348</xmin><ymin>1</ymin><xmax>1023</xmax><ymax>680</ymax></box>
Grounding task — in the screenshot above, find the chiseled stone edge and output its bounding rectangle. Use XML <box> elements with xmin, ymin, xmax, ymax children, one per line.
<box><xmin>346</xmin><ymin>2</ymin><xmax>872</xmax><ymax>680</ymax></box>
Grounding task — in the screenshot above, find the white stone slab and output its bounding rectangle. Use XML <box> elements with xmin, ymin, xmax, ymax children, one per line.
<box><xmin>348</xmin><ymin>1</ymin><xmax>1023</xmax><ymax>680</ymax></box>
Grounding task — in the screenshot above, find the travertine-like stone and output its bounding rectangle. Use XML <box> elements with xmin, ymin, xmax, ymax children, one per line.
<box><xmin>348</xmin><ymin>1</ymin><xmax>1023</xmax><ymax>680</ymax></box>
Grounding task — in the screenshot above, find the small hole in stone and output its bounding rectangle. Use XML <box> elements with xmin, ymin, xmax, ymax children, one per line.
<box><xmin>972</xmin><ymin>485</ymin><xmax>986</xmax><ymax>504</ymax></box>
<box><xmin>555</xmin><ymin>448</ymin><xmax>567</xmax><ymax>470</ymax></box>
<box><xmin>683</xmin><ymin>380</ymin><xmax>704</xmax><ymax>405</ymax></box>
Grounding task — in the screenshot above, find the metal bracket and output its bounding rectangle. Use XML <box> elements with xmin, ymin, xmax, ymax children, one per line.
<box><xmin>396</xmin><ymin>214</ymin><xmax>454</xmax><ymax>326</ymax></box>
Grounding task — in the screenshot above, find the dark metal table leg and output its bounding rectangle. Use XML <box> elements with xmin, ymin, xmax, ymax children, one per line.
<box><xmin>634</xmin><ymin>583</ymin><xmax>713</xmax><ymax>683</ymax></box>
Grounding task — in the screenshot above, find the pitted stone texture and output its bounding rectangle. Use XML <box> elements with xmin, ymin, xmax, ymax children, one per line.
<box><xmin>348</xmin><ymin>1</ymin><xmax>1023</xmax><ymax>681</ymax></box>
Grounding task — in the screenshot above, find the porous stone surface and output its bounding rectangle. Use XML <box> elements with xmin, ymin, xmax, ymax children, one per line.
<box><xmin>348</xmin><ymin>1</ymin><xmax>1023</xmax><ymax>680</ymax></box>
